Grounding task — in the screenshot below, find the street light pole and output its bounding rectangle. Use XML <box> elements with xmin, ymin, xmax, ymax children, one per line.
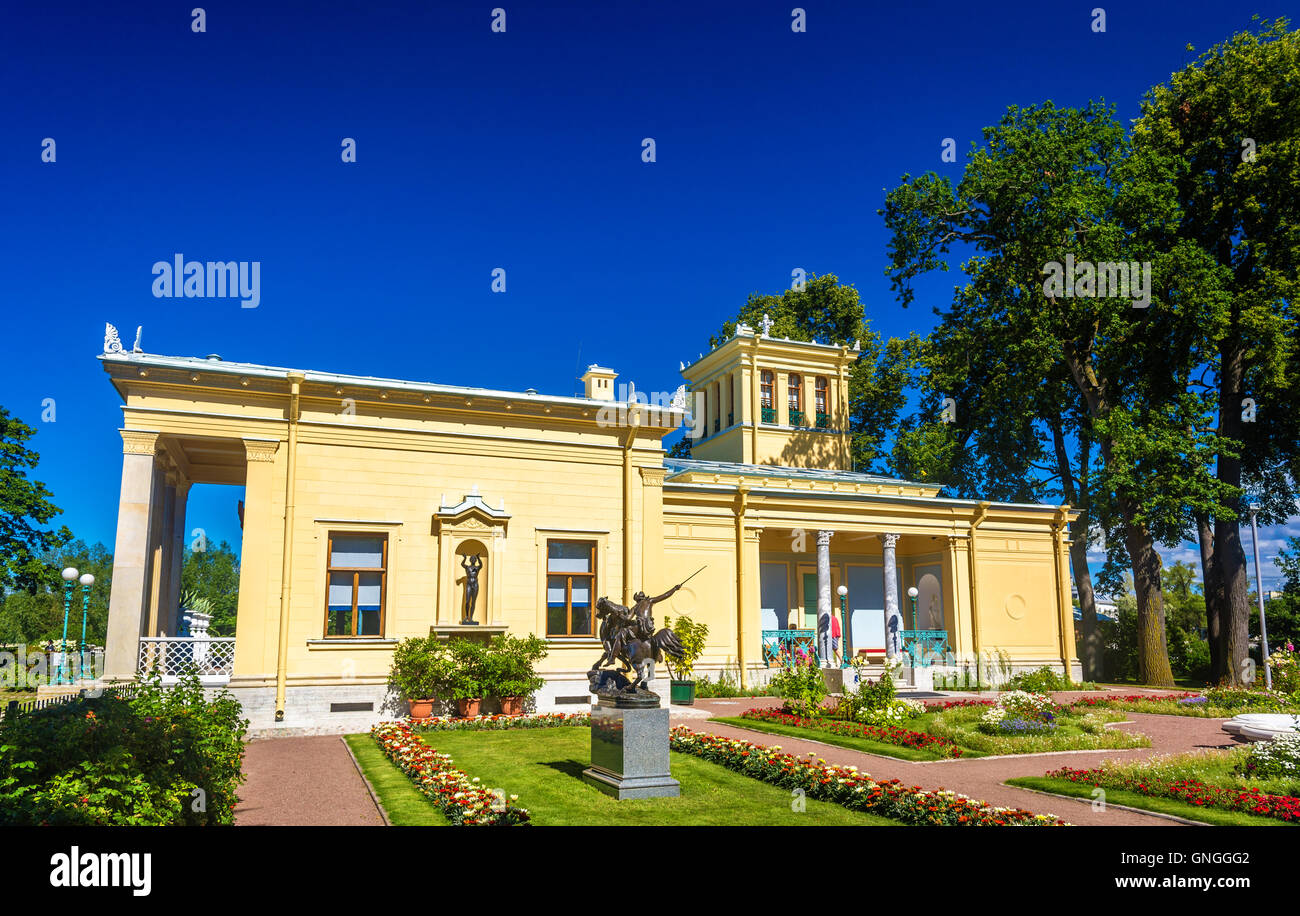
<box><xmin>837</xmin><ymin>585</ymin><xmax>850</xmax><ymax>668</ymax></box>
<box><xmin>1248</xmin><ymin>505</ymin><xmax>1272</xmax><ymax>690</ymax></box>
<box><xmin>58</xmin><ymin>567</ymin><xmax>78</xmax><ymax>685</ymax></box>
<box><xmin>78</xmin><ymin>573</ymin><xmax>95</xmax><ymax>681</ymax></box>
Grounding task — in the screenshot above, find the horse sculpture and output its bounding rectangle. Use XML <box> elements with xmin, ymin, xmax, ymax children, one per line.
<box><xmin>592</xmin><ymin>591</ymin><xmax>685</xmax><ymax>692</ymax></box>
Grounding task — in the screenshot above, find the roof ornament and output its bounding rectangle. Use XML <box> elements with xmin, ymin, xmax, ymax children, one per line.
<box><xmin>760</xmin><ymin>313</ymin><xmax>774</xmax><ymax>338</ymax></box>
<box><xmin>736</xmin><ymin>321</ymin><xmax>754</xmax><ymax>335</ymax></box>
<box><xmin>132</xmin><ymin>326</ymin><xmax>143</xmax><ymax>353</ymax></box>
<box><xmin>670</xmin><ymin>384</ymin><xmax>687</xmax><ymax>410</ymax></box>
<box><xmin>853</xmin><ymin>338</ymin><xmax>861</xmax><ymax>351</ymax></box>
<box><xmin>104</xmin><ymin>323</ymin><xmax>125</xmax><ymax>355</ymax></box>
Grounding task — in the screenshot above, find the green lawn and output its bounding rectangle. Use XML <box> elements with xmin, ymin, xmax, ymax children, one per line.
<box><xmin>343</xmin><ymin>734</ymin><xmax>449</xmax><ymax>826</ymax></box>
<box><xmin>710</xmin><ymin>714</ymin><xmax>981</xmax><ymax>760</ymax></box>
<box><xmin>359</xmin><ymin>727</ymin><xmax>902</xmax><ymax>825</ymax></box>
<box><xmin>1006</xmin><ymin>776</ymin><xmax>1295</xmax><ymax>827</ymax></box>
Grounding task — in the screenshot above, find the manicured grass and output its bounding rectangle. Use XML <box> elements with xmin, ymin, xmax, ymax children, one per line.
<box><xmin>344</xmin><ymin>733</ymin><xmax>449</xmax><ymax>826</ymax></box>
<box><xmin>413</xmin><ymin>727</ymin><xmax>901</xmax><ymax>825</ymax></box>
<box><xmin>711</xmin><ymin>715</ymin><xmax>983</xmax><ymax>760</ymax></box>
<box><xmin>926</xmin><ymin>706</ymin><xmax>1149</xmax><ymax>754</ymax></box>
<box><xmin>1006</xmin><ymin>776</ymin><xmax>1294</xmax><ymax>827</ymax></box>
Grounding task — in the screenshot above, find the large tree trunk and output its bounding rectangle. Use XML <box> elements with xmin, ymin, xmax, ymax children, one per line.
<box><xmin>1063</xmin><ymin>340</ymin><xmax>1175</xmax><ymax>687</ymax></box>
<box><xmin>1050</xmin><ymin>413</ymin><xmax>1102</xmax><ymax>680</ymax></box>
<box><xmin>1121</xmin><ymin>502</ymin><xmax>1176</xmax><ymax>687</ymax></box>
<box><xmin>1216</xmin><ymin>332</ymin><xmax>1254</xmax><ymax>686</ymax></box>
<box><xmin>1196</xmin><ymin>513</ymin><xmax>1224</xmax><ymax>683</ymax></box>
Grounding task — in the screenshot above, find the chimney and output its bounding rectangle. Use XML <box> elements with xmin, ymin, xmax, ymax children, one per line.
<box><xmin>580</xmin><ymin>364</ymin><xmax>618</xmax><ymax>401</ymax></box>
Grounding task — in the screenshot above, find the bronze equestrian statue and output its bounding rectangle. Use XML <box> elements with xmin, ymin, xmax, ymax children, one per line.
<box><xmin>588</xmin><ymin>568</ymin><xmax>704</xmax><ymax>695</ymax></box>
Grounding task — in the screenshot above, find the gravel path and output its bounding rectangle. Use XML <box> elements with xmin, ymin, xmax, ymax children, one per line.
<box><xmin>235</xmin><ymin>735</ymin><xmax>384</xmax><ymax>826</ymax></box>
<box><xmin>672</xmin><ymin>696</ymin><xmax>1238</xmax><ymax>826</ymax></box>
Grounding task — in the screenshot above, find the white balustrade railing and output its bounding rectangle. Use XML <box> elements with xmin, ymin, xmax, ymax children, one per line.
<box><xmin>137</xmin><ymin>636</ymin><xmax>235</xmax><ymax>683</ymax></box>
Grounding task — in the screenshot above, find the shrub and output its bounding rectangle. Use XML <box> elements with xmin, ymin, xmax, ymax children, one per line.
<box><xmin>1241</xmin><ymin>733</ymin><xmax>1300</xmax><ymax>780</ymax></box>
<box><xmin>662</xmin><ymin>615</ymin><xmax>708</xmax><ymax>682</ymax></box>
<box><xmin>482</xmin><ymin>634</ymin><xmax>547</xmax><ymax>699</ymax></box>
<box><xmin>1005</xmin><ymin>666</ymin><xmax>1071</xmax><ymax>693</ymax></box>
<box><xmin>0</xmin><ymin>672</ymin><xmax>247</xmax><ymax>826</ymax></box>
<box><xmin>389</xmin><ymin>635</ymin><xmax>453</xmax><ymax>700</ymax></box>
<box><xmin>770</xmin><ymin>662</ymin><xmax>827</xmax><ymax>715</ymax></box>
<box><xmin>1269</xmin><ymin>643</ymin><xmax>1300</xmax><ymax>696</ymax></box>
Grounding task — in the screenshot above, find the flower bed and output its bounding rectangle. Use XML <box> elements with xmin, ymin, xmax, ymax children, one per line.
<box><xmin>1067</xmin><ymin>690</ymin><xmax>1298</xmax><ymax>718</ymax></box>
<box><xmin>669</xmin><ymin>727</ymin><xmax>1066</xmax><ymax>825</ymax></box>
<box><xmin>371</xmin><ymin>720</ymin><xmax>530</xmax><ymax>825</ymax></box>
<box><xmin>741</xmin><ymin>707</ymin><xmax>963</xmax><ymax>758</ymax></box>
<box><xmin>1046</xmin><ymin>764</ymin><xmax>1300</xmax><ymax>824</ymax></box>
<box><xmin>410</xmin><ymin>712</ymin><xmax>589</xmax><ymax>731</ymax></box>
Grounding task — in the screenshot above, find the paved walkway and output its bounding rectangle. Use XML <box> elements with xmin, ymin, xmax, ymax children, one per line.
<box><xmin>235</xmin><ymin>735</ymin><xmax>384</xmax><ymax>826</ymax></box>
<box><xmin>235</xmin><ymin>689</ymin><xmax>1233</xmax><ymax>826</ymax></box>
<box><xmin>674</xmin><ymin>696</ymin><xmax>1237</xmax><ymax>826</ymax></box>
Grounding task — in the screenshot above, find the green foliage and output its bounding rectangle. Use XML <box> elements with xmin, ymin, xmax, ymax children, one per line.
<box><xmin>390</xmin><ymin>635</ymin><xmax>549</xmax><ymax>703</ymax></box>
<box><xmin>483</xmin><ymin>633</ymin><xmax>548</xmax><ymax>698</ymax></box>
<box><xmin>0</xmin><ymin>539</ymin><xmax>113</xmax><ymax>648</ymax></box>
<box><xmin>1005</xmin><ymin>667</ymin><xmax>1072</xmax><ymax>693</ymax></box>
<box><xmin>692</xmin><ymin>668</ymin><xmax>770</xmax><ymax>698</ymax></box>
<box><xmin>769</xmin><ymin>663</ymin><xmax>827</xmax><ymax>715</ymax></box>
<box><xmin>181</xmin><ymin>541</ymin><xmax>240</xmax><ymax>636</ymax></box>
<box><xmin>0</xmin><ymin>407</ymin><xmax>72</xmax><ymax>596</ymax></box>
<box><xmin>662</xmin><ymin>614</ymin><xmax>708</xmax><ymax>681</ymax></box>
<box><xmin>389</xmin><ymin>635</ymin><xmax>454</xmax><ymax>700</ymax></box>
<box><xmin>0</xmin><ymin>673</ymin><xmax>248</xmax><ymax>825</ymax></box>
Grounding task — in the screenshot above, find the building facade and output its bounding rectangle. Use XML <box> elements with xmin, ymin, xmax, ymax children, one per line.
<box><xmin>100</xmin><ymin>323</ymin><xmax>1079</xmax><ymax>732</ymax></box>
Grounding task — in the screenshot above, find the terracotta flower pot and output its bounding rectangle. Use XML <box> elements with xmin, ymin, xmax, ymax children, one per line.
<box><xmin>456</xmin><ymin>698</ymin><xmax>482</xmax><ymax>718</ymax></box>
<box><xmin>500</xmin><ymin>696</ymin><xmax>525</xmax><ymax>716</ymax></box>
<box><xmin>408</xmin><ymin>698</ymin><xmax>435</xmax><ymax>721</ymax></box>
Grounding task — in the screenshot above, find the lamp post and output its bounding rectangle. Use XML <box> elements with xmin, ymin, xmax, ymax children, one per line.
<box><xmin>57</xmin><ymin>567</ymin><xmax>78</xmax><ymax>685</ymax></box>
<box><xmin>1248</xmin><ymin>504</ymin><xmax>1273</xmax><ymax>690</ymax></box>
<box><xmin>837</xmin><ymin>585</ymin><xmax>850</xmax><ymax>668</ymax></box>
<box><xmin>905</xmin><ymin>587</ymin><xmax>919</xmax><ymax>665</ymax></box>
<box><xmin>78</xmin><ymin>573</ymin><xmax>95</xmax><ymax>681</ymax></box>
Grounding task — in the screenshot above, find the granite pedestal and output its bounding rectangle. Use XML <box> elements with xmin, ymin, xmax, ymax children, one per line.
<box><xmin>582</xmin><ymin>698</ymin><xmax>680</xmax><ymax>800</ymax></box>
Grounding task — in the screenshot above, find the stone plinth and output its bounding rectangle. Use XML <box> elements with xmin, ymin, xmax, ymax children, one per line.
<box><xmin>582</xmin><ymin>699</ymin><xmax>680</xmax><ymax>800</ymax></box>
<box><xmin>429</xmin><ymin>624</ymin><xmax>507</xmax><ymax>646</ymax></box>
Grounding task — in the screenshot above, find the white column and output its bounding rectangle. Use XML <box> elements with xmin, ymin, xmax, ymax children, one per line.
<box><xmin>816</xmin><ymin>530</ymin><xmax>833</xmax><ymax>666</ymax></box>
<box><xmin>161</xmin><ymin>478</ymin><xmax>190</xmax><ymax>636</ymax></box>
<box><xmin>880</xmin><ymin>533</ymin><xmax>902</xmax><ymax>659</ymax></box>
<box><xmin>104</xmin><ymin>431</ymin><xmax>161</xmax><ymax>680</ymax></box>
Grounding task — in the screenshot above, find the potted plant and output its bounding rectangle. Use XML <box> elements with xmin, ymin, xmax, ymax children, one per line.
<box><xmin>447</xmin><ymin>638</ymin><xmax>487</xmax><ymax>717</ymax></box>
<box><xmin>663</xmin><ymin>614</ymin><xmax>708</xmax><ymax>706</ymax></box>
<box><xmin>389</xmin><ymin>635</ymin><xmax>449</xmax><ymax>720</ymax></box>
<box><xmin>485</xmin><ymin>634</ymin><xmax>548</xmax><ymax>715</ymax></box>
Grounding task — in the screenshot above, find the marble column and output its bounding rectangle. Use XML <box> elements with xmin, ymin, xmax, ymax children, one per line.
<box><xmin>104</xmin><ymin>430</ymin><xmax>161</xmax><ymax>680</ymax></box>
<box><xmin>816</xmin><ymin>530</ymin><xmax>833</xmax><ymax>666</ymax></box>
<box><xmin>880</xmin><ymin>533</ymin><xmax>902</xmax><ymax>659</ymax></box>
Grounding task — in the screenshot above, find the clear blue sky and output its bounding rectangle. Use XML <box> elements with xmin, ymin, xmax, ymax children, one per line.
<box><xmin>2</xmin><ymin>1</ymin><xmax>1295</xmax><ymax>589</ymax></box>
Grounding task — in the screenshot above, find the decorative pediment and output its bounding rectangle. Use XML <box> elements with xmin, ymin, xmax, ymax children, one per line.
<box><xmin>434</xmin><ymin>485</ymin><xmax>510</xmax><ymax>533</ymax></box>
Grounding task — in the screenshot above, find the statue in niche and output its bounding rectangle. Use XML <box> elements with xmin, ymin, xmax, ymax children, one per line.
<box><xmin>460</xmin><ymin>554</ymin><xmax>484</xmax><ymax>624</ymax></box>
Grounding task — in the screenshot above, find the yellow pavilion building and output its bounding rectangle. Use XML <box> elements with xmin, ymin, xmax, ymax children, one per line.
<box><xmin>99</xmin><ymin>321</ymin><xmax>1079</xmax><ymax>731</ymax></box>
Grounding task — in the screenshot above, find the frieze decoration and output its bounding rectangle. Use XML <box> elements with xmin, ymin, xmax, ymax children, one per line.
<box><xmin>243</xmin><ymin>440</ymin><xmax>280</xmax><ymax>463</ymax></box>
<box><xmin>120</xmin><ymin>429</ymin><xmax>159</xmax><ymax>456</ymax></box>
<box><xmin>639</xmin><ymin>467</ymin><xmax>666</xmax><ymax>487</ymax></box>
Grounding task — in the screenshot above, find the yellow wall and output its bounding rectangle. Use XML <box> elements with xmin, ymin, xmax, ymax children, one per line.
<box><xmin>104</xmin><ymin>352</ymin><xmax>1079</xmax><ymax>706</ymax></box>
